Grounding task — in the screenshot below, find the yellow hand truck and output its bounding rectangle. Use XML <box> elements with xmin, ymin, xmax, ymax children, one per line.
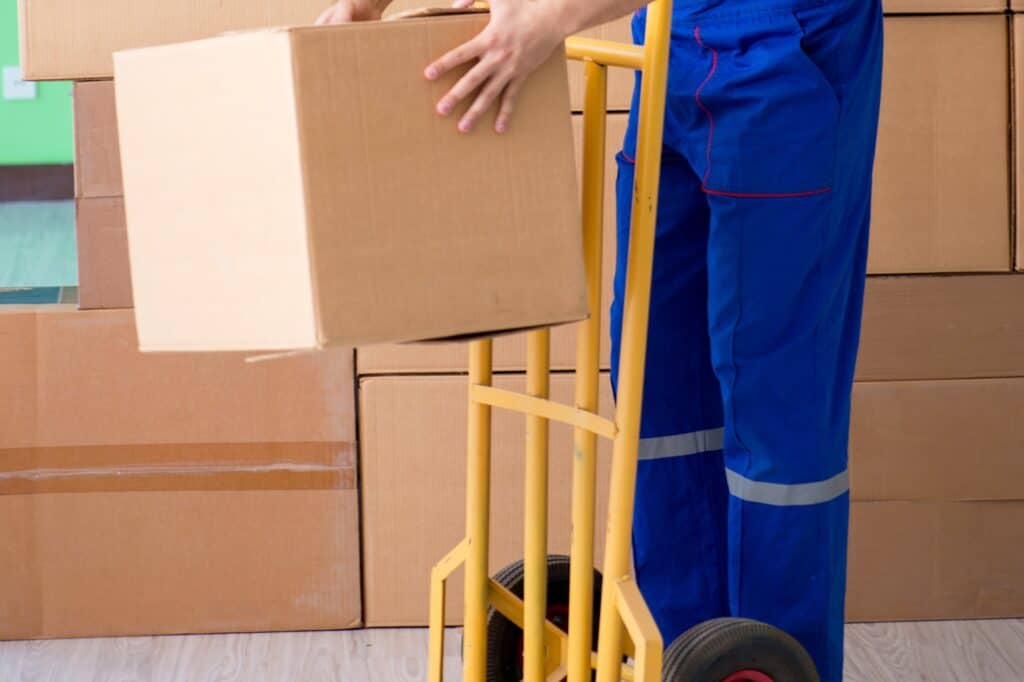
<box><xmin>427</xmin><ymin>1</ymin><xmax>820</xmax><ymax>680</ymax></box>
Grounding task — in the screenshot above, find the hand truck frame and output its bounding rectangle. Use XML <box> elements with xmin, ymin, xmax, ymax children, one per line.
<box><xmin>429</xmin><ymin>2</ymin><xmax>673</xmax><ymax>679</ymax></box>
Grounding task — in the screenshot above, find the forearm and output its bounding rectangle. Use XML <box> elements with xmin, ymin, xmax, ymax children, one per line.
<box><xmin>551</xmin><ymin>0</ymin><xmax>650</xmax><ymax>40</ymax></box>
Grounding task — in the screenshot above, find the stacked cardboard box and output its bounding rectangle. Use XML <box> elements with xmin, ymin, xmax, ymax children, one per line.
<box><xmin>356</xmin><ymin>4</ymin><xmax>1024</xmax><ymax>627</ymax></box>
<box><xmin>0</xmin><ymin>307</ymin><xmax>360</xmax><ymax>639</ymax></box>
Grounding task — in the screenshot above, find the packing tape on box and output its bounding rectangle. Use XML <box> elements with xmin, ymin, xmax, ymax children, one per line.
<box><xmin>0</xmin><ymin>442</ymin><xmax>356</xmax><ymax>495</ymax></box>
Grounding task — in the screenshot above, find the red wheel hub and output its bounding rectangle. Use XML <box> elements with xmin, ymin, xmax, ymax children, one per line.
<box><xmin>722</xmin><ymin>672</ymin><xmax>774</xmax><ymax>682</ymax></box>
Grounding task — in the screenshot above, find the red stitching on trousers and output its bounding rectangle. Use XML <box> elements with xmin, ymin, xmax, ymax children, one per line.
<box><xmin>621</xmin><ymin>150</ymin><xmax>636</xmax><ymax>164</ymax></box>
<box><xmin>694</xmin><ymin>26</ymin><xmax>718</xmax><ymax>188</ymax></box>
<box><xmin>693</xmin><ymin>26</ymin><xmax>832</xmax><ymax>200</ymax></box>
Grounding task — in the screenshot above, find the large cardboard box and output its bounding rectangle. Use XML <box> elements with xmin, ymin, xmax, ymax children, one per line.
<box><xmin>358</xmin><ymin>113</ymin><xmax>624</xmax><ymax>375</ymax></box>
<box><xmin>360</xmin><ymin>372</ymin><xmax>1024</xmax><ymax>625</ymax></box>
<box><xmin>0</xmin><ymin>308</ymin><xmax>360</xmax><ymax>639</ymax></box>
<box><xmin>886</xmin><ymin>0</ymin><xmax>1006</xmax><ymax>9</ymax></box>
<box><xmin>847</xmin><ymin>501</ymin><xmax>1024</xmax><ymax>622</ymax></box>
<box><xmin>114</xmin><ymin>12</ymin><xmax>585</xmax><ymax>351</ymax></box>
<box><xmin>850</xmin><ymin>378</ymin><xmax>1024</xmax><ymax>502</ymax></box>
<box><xmin>869</xmin><ymin>15</ymin><xmax>1010</xmax><ymax>274</ymax></box>
<box><xmin>73</xmin><ymin>80</ymin><xmax>123</xmax><ymax>199</ymax></box>
<box><xmin>359</xmin><ymin>373</ymin><xmax>614</xmax><ymax>626</ymax></box>
<box><xmin>856</xmin><ymin>275</ymin><xmax>1024</xmax><ymax>381</ymax></box>
<box><xmin>17</xmin><ymin>0</ymin><xmax>330</xmax><ymax>80</ymax></box>
<box><xmin>75</xmin><ymin>197</ymin><xmax>133</xmax><ymax>310</ymax></box>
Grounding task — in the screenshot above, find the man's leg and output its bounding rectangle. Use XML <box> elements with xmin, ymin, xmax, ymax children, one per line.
<box><xmin>688</xmin><ymin>4</ymin><xmax>884</xmax><ymax>680</ymax></box>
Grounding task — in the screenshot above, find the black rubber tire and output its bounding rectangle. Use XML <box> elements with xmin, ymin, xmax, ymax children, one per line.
<box><xmin>662</xmin><ymin>618</ymin><xmax>819</xmax><ymax>682</ymax></box>
<box><xmin>485</xmin><ymin>554</ymin><xmax>603</xmax><ymax>682</ymax></box>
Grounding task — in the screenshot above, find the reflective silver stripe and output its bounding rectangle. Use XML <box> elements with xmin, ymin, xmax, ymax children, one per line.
<box><xmin>726</xmin><ymin>469</ymin><xmax>849</xmax><ymax>507</ymax></box>
<box><xmin>638</xmin><ymin>427</ymin><xmax>725</xmax><ymax>460</ymax></box>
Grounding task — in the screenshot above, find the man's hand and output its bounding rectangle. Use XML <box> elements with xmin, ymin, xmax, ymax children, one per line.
<box><xmin>315</xmin><ymin>0</ymin><xmax>388</xmax><ymax>24</ymax></box>
<box><xmin>425</xmin><ymin>0</ymin><xmax>569</xmax><ymax>134</ymax></box>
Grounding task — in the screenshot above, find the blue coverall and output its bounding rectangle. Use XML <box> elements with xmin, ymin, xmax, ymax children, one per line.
<box><xmin>609</xmin><ymin>1</ymin><xmax>884</xmax><ymax>679</ymax></box>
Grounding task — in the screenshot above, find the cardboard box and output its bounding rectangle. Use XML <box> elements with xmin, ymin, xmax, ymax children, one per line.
<box><xmin>885</xmin><ymin>0</ymin><xmax>1007</xmax><ymax>10</ymax></box>
<box><xmin>114</xmin><ymin>12</ymin><xmax>585</xmax><ymax>352</ymax></box>
<box><xmin>75</xmin><ymin>197</ymin><xmax>133</xmax><ymax>310</ymax></box>
<box><xmin>358</xmin><ymin>113</ymin><xmax>623</xmax><ymax>375</ymax></box>
<box><xmin>870</xmin><ymin>15</ymin><xmax>1010</xmax><ymax>274</ymax></box>
<box><xmin>360</xmin><ymin>372</ymin><xmax>1024</xmax><ymax>625</ymax></box>
<box><xmin>359</xmin><ymin>373</ymin><xmax>614</xmax><ymax>626</ymax></box>
<box><xmin>0</xmin><ymin>308</ymin><xmax>360</xmax><ymax>639</ymax></box>
<box><xmin>857</xmin><ymin>275</ymin><xmax>1024</xmax><ymax>381</ymax></box>
<box><xmin>850</xmin><ymin>378</ymin><xmax>1024</xmax><ymax>502</ymax></box>
<box><xmin>17</xmin><ymin>0</ymin><xmax>331</xmax><ymax>80</ymax></box>
<box><xmin>1015</xmin><ymin>15</ymin><xmax>1024</xmax><ymax>271</ymax></box>
<box><xmin>847</xmin><ymin>501</ymin><xmax>1024</xmax><ymax>622</ymax></box>
<box><xmin>73</xmin><ymin>80</ymin><xmax>123</xmax><ymax>199</ymax></box>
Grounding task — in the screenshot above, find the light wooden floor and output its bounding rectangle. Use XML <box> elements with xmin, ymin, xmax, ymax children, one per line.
<box><xmin>1</xmin><ymin>621</ymin><xmax>1022</xmax><ymax>681</ymax></box>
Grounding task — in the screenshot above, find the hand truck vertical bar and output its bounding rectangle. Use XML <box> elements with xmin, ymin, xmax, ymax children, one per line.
<box><xmin>524</xmin><ymin>329</ymin><xmax>552</xmax><ymax>682</ymax></box>
<box><xmin>567</xmin><ymin>57</ymin><xmax>608</xmax><ymax>682</ymax></box>
<box><xmin>463</xmin><ymin>338</ymin><xmax>494</xmax><ymax>682</ymax></box>
<box><xmin>594</xmin><ymin>1</ymin><xmax>673</xmax><ymax>679</ymax></box>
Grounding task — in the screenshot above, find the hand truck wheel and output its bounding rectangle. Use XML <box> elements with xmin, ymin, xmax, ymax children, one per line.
<box><xmin>661</xmin><ymin>617</ymin><xmax>819</xmax><ymax>682</ymax></box>
<box><xmin>483</xmin><ymin>554</ymin><xmax>602</xmax><ymax>682</ymax></box>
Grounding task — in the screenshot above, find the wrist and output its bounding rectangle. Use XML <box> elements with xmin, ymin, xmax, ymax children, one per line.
<box><xmin>551</xmin><ymin>0</ymin><xmax>585</xmax><ymax>40</ymax></box>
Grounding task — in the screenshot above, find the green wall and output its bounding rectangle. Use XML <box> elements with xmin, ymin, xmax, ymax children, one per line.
<box><xmin>0</xmin><ymin>0</ymin><xmax>72</xmax><ymax>165</ymax></box>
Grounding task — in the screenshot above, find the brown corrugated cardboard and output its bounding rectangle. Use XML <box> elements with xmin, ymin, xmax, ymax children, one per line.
<box><xmin>0</xmin><ymin>491</ymin><xmax>359</xmax><ymax>639</ymax></box>
<box><xmin>850</xmin><ymin>378</ymin><xmax>1024</xmax><ymax>502</ymax></box>
<box><xmin>75</xmin><ymin>197</ymin><xmax>133</xmax><ymax>310</ymax></box>
<box><xmin>886</xmin><ymin>0</ymin><xmax>1007</xmax><ymax>10</ymax></box>
<box><xmin>0</xmin><ymin>307</ymin><xmax>360</xmax><ymax>639</ymax></box>
<box><xmin>17</xmin><ymin>0</ymin><xmax>330</xmax><ymax>80</ymax></box>
<box><xmin>358</xmin><ymin>113</ymin><xmax>623</xmax><ymax>375</ymax></box>
<box><xmin>114</xmin><ymin>14</ymin><xmax>585</xmax><ymax>351</ymax></box>
<box><xmin>870</xmin><ymin>15</ymin><xmax>1010</xmax><ymax>274</ymax></box>
<box><xmin>360</xmin><ymin>372</ymin><xmax>1024</xmax><ymax>625</ymax></box>
<box><xmin>847</xmin><ymin>501</ymin><xmax>1024</xmax><ymax>622</ymax></box>
<box><xmin>857</xmin><ymin>275</ymin><xmax>1024</xmax><ymax>381</ymax></box>
<box><xmin>359</xmin><ymin>373</ymin><xmax>614</xmax><ymax>626</ymax></box>
<box><xmin>73</xmin><ymin>80</ymin><xmax>123</xmax><ymax>199</ymax></box>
